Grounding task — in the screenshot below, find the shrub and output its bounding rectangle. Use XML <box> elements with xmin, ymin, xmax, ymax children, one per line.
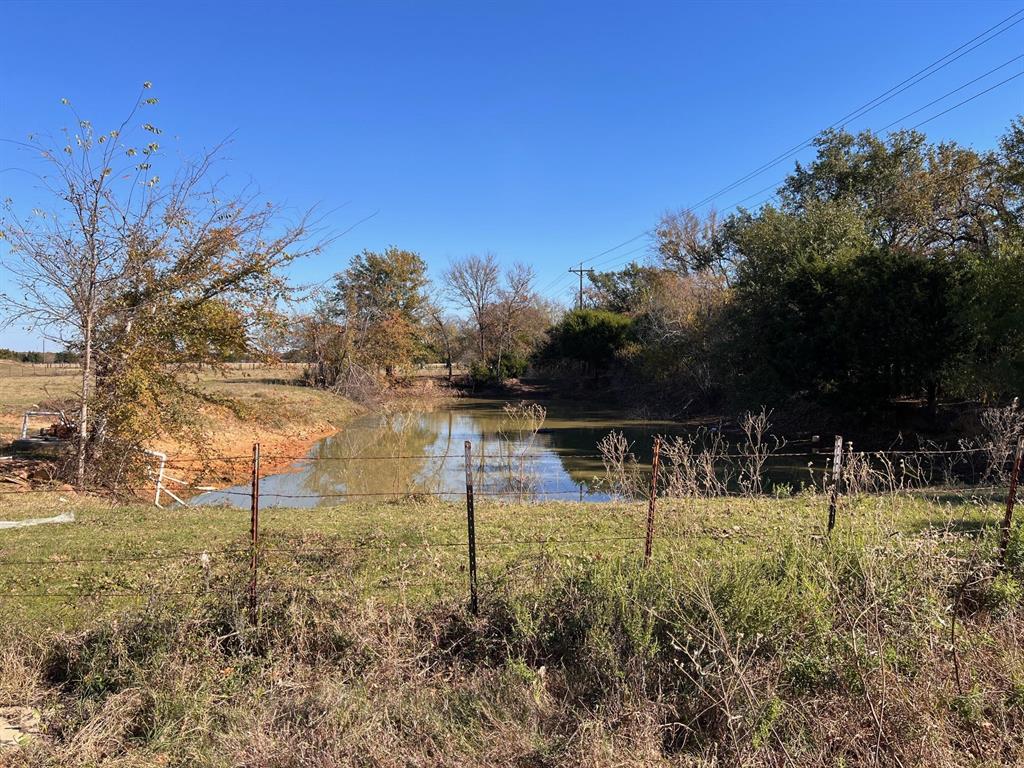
<box><xmin>469</xmin><ymin>352</ymin><xmax>529</xmax><ymax>385</ymax></box>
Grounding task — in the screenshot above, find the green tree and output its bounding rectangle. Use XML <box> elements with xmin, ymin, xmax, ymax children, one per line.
<box><xmin>965</xmin><ymin>244</ymin><xmax>1024</xmax><ymax>399</ymax></box>
<box><xmin>538</xmin><ymin>309</ymin><xmax>633</xmax><ymax>377</ymax></box>
<box><xmin>716</xmin><ymin>125</ymin><xmax>1008</xmax><ymax>414</ymax></box>
<box><xmin>586</xmin><ymin>262</ymin><xmax>662</xmax><ymax>313</ymax></box>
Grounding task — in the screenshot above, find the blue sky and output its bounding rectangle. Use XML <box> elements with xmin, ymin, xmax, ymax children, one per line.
<box><xmin>2</xmin><ymin>0</ymin><xmax>1023</xmax><ymax>349</ymax></box>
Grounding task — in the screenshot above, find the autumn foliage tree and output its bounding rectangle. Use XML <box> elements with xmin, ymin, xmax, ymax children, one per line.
<box><xmin>585</xmin><ymin>122</ymin><xmax>1024</xmax><ymax>416</ymax></box>
<box><xmin>0</xmin><ymin>85</ymin><xmax>326</xmax><ymax>486</ymax></box>
<box><xmin>304</xmin><ymin>247</ymin><xmax>430</xmax><ymax>396</ymax></box>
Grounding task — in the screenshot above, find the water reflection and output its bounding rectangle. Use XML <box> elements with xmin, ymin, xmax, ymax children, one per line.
<box><xmin>192</xmin><ymin>398</ymin><xmax>815</xmax><ymax>508</ymax></box>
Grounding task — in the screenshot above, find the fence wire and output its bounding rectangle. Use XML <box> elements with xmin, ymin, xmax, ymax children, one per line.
<box><xmin>3</xmin><ymin>435</ymin><xmax>1020</xmax><ymax>610</ymax></box>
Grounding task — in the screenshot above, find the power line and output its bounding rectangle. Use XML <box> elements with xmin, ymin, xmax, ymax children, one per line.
<box><xmin>568</xmin><ymin>262</ymin><xmax>596</xmax><ymax>310</ymax></box>
<box><xmin>909</xmin><ymin>67</ymin><xmax>1024</xmax><ymax>130</ymax></box>
<box><xmin>684</xmin><ymin>9</ymin><xmax>1024</xmax><ymax>213</ymax></box>
<box><xmin>551</xmin><ymin>244</ymin><xmax>649</xmax><ymax>306</ymax></box>
<box><xmin>586</xmin><ymin>242</ymin><xmax>651</xmax><ymax>272</ymax></box>
<box><xmin>535</xmin><ymin>235</ymin><xmax>646</xmax><ymax>295</ymax></box>
<box><xmin>537</xmin><ymin>8</ymin><xmax>1024</xmax><ymax>293</ymax></box>
<box><xmin>539</xmin><ymin>241</ymin><xmax>651</xmax><ymax>303</ymax></box>
<box><xmin>583</xmin><ymin>231</ymin><xmax>650</xmax><ymax>264</ymax></box>
<box><xmin>617</xmin><ymin>52</ymin><xmax>1024</xmax><ymax>232</ymax></box>
<box><xmin>878</xmin><ymin>52</ymin><xmax>1024</xmax><ymax>132</ymax></box>
<box><xmin>717</xmin><ymin>58</ymin><xmax>1024</xmax><ymax>214</ymax></box>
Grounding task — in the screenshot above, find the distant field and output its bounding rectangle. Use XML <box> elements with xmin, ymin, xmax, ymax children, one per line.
<box><xmin>0</xmin><ymin>363</ymin><xmax>78</xmax><ymax>407</ymax></box>
<box><xmin>0</xmin><ymin>361</ymin><xmax>442</xmax><ymax>433</ymax></box>
<box><xmin>0</xmin><ymin>363</ymin><xmax>79</xmax><ymax>443</ymax></box>
<box><xmin>0</xmin><ymin>362</ymin><xmax>359</xmax><ymax>468</ymax></box>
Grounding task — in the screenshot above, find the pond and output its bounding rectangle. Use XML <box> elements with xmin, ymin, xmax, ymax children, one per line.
<box><xmin>191</xmin><ymin>397</ymin><xmax>821</xmax><ymax>507</ymax></box>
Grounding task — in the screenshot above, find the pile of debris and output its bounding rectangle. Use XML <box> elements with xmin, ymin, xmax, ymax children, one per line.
<box><xmin>0</xmin><ymin>456</ymin><xmax>68</xmax><ymax>493</ymax></box>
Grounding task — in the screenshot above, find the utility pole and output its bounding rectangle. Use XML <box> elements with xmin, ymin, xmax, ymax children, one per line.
<box><xmin>568</xmin><ymin>262</ymin><xmax>594</xmax><ymax>310</ymax></box>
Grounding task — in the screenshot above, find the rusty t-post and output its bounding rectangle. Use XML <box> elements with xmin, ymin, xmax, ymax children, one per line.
<box><xmin>827</xmin><ymin>435</ymin><xmax>843</xmax><ymax>535</ymax></box>
<box><xmin>644</xmin><ymin>437</ymin><xmax>661</xmax><ymax>567</ymax></box>
<box><xmin>999</xmin><ymin>436</ymin><xmax>1024</xmax><ymax>567</ymax></box>
<box><xmin>249</xmin><ymin>442</ymin><xmax>261</xmax><ymax>625</ymax></box>
<box><xmin>464</xmin><ymin>440</ymin><xmax>478</xmax><ymax>615</ymax></box>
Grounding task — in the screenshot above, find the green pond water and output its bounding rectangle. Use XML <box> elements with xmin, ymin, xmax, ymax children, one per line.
<box><xmin>193</xmin><ymin>397</ymin><xmax>820</xmax><ymax>507</ymax></box>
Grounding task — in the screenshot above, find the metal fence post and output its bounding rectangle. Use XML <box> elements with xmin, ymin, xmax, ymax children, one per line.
<box><xmin>249</xmin><ymin>442</ymin><xmax>261</xmax><ymax>624</ymax></box>
<box><xmin>644</xmin><ymin>437</ymin><xmax>661</xmax><ymax>566</ymax></box>
<box><xmin>464</xmin><ymin>440</ymin><xmax>479</xmax><ymax>615</ymax></box>
<box><xmin>827</xmin><ymin>435</ymin><xmax>843</xmax><ymax>534</ymax></box>
<box><xmin>999</xmin><ymin>436</ymin><xmax>1024</xmax><ymax>567</ymax></box>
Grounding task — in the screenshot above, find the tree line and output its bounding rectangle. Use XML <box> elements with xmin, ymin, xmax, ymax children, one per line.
<box><xmin>543</xmin><ymin>122</ymin><xmax>1024</xmax><ymax>418</ymax></box>
<box><xmin>296</xmin><ymin>250</ymin><xmax>556</xmax><ymax>397</ymax></box>
<box><xmin>296</xmin><ymin>120</ymin><xmax>1024</xmax><ymax>421</ymax></box>
<box><xmin>0</xmin><ymin>348</ymin><xmax>79</xmax><ymax>364</ymax></box>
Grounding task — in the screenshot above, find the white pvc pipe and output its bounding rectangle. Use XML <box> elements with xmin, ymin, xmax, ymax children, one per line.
<box><xmin>143</xmin><ymin>449</ymin><xmax>167</xmax><ymax>507</ymax></box>
<box><xmin>0</xmin><ymin>512</ymin><xmax>75</xmax><ymax>529</ymax></box>
<box><xmin>19</xmin><ymin>411</ymin><xmax>64</xmax><ymax>439</ymax></box>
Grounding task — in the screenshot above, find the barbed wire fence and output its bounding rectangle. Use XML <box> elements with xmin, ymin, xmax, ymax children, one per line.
<box><xmin>1</xmin><ymin>434</ymin><xmax>1022</xmax><ymax>618</ymax></box>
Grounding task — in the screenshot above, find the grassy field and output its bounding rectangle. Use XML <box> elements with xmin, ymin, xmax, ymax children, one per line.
<box><xmin>0</xmin><ymin>486</ymin><xmax>1020</xmax><ymax>766</ymax></box>
<box><xmin>0</xmin><ymin>363</ymin><xmax>79</xmax><ymax>443</ymax></box>
<box><xmin>1</xmin><ymin>487</ymin><xmax>1022</xmax><ymax>765</ymax></box>
<box><xmin>0</xmin><ymin>486</ymin><xmax>1010</xmax><ymax>627</ymax></box>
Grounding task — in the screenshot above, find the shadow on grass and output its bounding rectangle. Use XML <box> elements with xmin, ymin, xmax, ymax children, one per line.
<box><xmin>217</xmin><ymin>376</ymin><xmax>306</xmax><ymax>387</ymax></box>
<box><xmin>910</xmin><ymin>518</ymin><xmax>994</xmax><ymax>538</ymax></box>
<box><xmin>906</xmin><ymin>487</ymin><xmax>1007</xmax><ymax>506</ymax></box>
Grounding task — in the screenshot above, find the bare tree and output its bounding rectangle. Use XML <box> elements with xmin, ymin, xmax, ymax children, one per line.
<box><xmin>977</xmin><ymin>398</ymin><xmax>1024</xmax><ymax>482</ymax></box>
<box><xmin>493</xmin><ymin>262</ymin><xmax>536</xmax><ymax>375</ymax></box>
<box><xmin>425</xmin><ymin>300</ymin><xmax>456</xmax><ymax>381</ymax></box>
<box><xmin>655</xmin><ymin>207</ymin><xmax>734</xmax><ymax>281</ymax></box>
<box><xmin>737</xmin><ymin>407</ymin><xmax>783</xmax><ymax>496</ymax></box>
<box><xmin>0</xmin><ymin>85</ymin><xmax>326</xmax><ymax>487</ymax></box>
<box><xmin>443</xmin><ymin>253</ymin><xmax>500</xmax><ymax>360</ymax></box>
<box><xmin>597</xmin><ymin>430</ymin><xmax>645</xmax><ymax>499</ymax></box>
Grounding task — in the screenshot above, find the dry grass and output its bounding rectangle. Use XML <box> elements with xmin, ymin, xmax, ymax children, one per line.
<box><xmin>0</xmin><ymin>502</ymin><xmax>1022</xmax><ymax>766</ymax></box>
<box><xmin>0</xmin><ymin>485</ymin><xmax>1022</xmax><ymax>765</ymax></box>
<box><xmin>154</xmin><ymin>365</ymin><xmax>361</xmax><ymax>482</ymax></box>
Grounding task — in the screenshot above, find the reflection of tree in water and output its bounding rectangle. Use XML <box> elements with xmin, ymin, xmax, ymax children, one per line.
<box><xmin>299</xmin><ymin>406</ymin><xmax>445</xmax><ymax>498</ymax></box>
<box><xmin>287</xmin><ymin>398</ymin><xmax>784</xmax><ymax>504</ymax></box>
<box><xmin>560</xmin><ymin>459</ymin><xmax>609</xmax><ymax>496</ymax></box>
<box><xmin>417</xmin><ymin>409</ymin><xmax>458</xmax><ymax>492</ymax></box>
